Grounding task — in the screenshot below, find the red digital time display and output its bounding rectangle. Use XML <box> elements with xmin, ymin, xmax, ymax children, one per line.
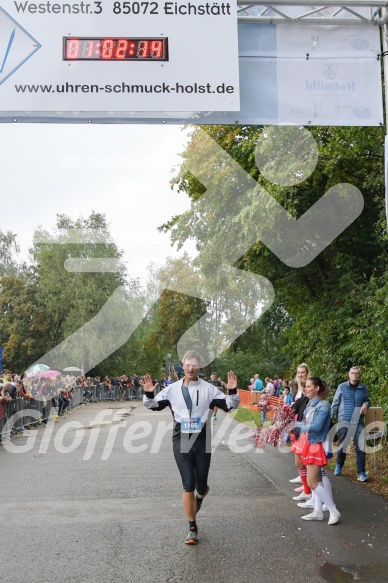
<box><xmin>64</xmin><ymin>38</ymin><xmax>168</xmax><ymax>61</ymax></box>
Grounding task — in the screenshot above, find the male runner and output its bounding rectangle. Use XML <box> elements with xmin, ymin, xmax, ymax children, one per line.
<box><xmin>142</xmin><ymin>350</ymin><xmax>240</xmax><ymax>544</ymax></box>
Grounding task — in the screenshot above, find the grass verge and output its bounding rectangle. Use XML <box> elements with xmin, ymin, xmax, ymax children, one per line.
<box><xmin>327</xmin><ymin>439</ymin><xmax>388</xmax><ymax>500</ymax></box>
<box><xmin>232</xmin><ymin>406</ymin><xmax>262</xmax><ymax>427</ymax></box>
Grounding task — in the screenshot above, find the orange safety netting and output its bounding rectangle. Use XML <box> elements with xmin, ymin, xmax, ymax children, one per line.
<box><xmin>237</xmin><ymin>389</ymin><xmax>283</xmax><ymax>420</ymax></box>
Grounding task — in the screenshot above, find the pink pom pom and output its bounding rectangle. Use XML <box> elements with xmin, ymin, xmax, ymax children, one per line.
<box><xmin>253</xmin><ymin>426</ymin><xmax>270</xmax><ymax>450</ymax></box>
<box><xmin>257</xmin><ymin>394</ymin><xmax>271</xmax><ymax>412</ymax></box>
<box><xmin>253</xmin><ymin>404</ymin><xmax>295</xmax><ymax>449</ymax></box>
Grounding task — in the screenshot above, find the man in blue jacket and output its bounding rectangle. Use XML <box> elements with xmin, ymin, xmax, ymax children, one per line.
<box><xmin>331</xmin><ymin>366</ymin><xmax>370</xmax><ymax>481</ymax></box>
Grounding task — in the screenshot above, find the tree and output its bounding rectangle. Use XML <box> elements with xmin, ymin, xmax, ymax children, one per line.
<box><xmin>152</xmin><ymin>251</ymin><xmax>274</xmax><ymax>368</ymax></box>
<box><xmin>165</xmin><ymin>125</ymin><xmax>386</xmax><ymax>403</ymax></box>
<box><xmin>0</xmin><ymin>229</ymin><xmax>22</xmax><ymax>277</ymax></box>
<box><xmin>0</xmin><ymin>271</ymin><xmax>48</xmax><ymax>371</ymax></box>
<box><xmin>154</xmin><ymin>254</ymin><xmax>207</xmax><ymax>352</ymax></box>
<box><xmin>29</xmin><ymin>211</ymin><xmax>142</xmax><ymax>373</ymax></box>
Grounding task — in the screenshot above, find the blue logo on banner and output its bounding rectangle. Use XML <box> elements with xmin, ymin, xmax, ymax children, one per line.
<box><xmin>0</xmin><ymin>6</ymin><xmax>42</xmax><ymax>86</ymax></box>
<box><xmin>353</xmin><ymin>106</ymin><xmax>371</xmax><ymax>118</ymax></box>
<box><xmin>351</xmin><ymin>39</ymin><xmax>370</xmax><ymax>51</ymax></box>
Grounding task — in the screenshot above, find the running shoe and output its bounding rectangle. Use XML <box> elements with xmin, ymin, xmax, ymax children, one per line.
<box><xmin>185</xmin><ymin>530</ymin><xmax>198</xmax><ymax>545</ymax></box>
<box><xmin>334</xmin><ymin>465</ymin><xmax>342</xmax><ymax>476</ymax></box>
<box><xmin>357</xmin><ymin>472</ymin><xmax>368</xmax><ymax>482</ymax></box>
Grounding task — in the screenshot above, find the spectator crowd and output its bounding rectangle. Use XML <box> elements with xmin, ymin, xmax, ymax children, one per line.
<box><xmin>0</xmin><ymin>367</ymin><xmax>190</xmax><ymax>440</ymax></box>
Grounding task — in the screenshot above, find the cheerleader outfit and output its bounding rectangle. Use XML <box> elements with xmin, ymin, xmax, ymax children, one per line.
<box><xmin>292</xmin><ymin>399</ymin><xmax>329</xmax><ymax>466</ymax></box>
<box><xmin>295</xmin><ymin>397</ymin><xmax>340</xmax><ymax>523</ymax></box>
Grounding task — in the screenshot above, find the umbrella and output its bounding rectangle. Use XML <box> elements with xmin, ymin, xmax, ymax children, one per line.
<box><xmin>63</xmin><ymin>367</ymin><xmax>83</xmax><ymax>377</ymax></box>
<box><xmin>37</xmin><ymin>370</ymin><xmax>61</xmax><ymax>378</ymax></box>
<box><xmin>25</xmin><ymin>363</ymin><xmax>50</xmax><ymax>374</ymax></box>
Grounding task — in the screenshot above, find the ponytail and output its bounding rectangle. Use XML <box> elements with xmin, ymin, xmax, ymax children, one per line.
<box><xmin>308</xmin><ymin>376</ymin><xmax>329</xmax><ymax>400</ymax></box>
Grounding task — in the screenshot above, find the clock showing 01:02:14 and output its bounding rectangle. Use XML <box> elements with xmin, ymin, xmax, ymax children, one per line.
<box><xmin>63</xmin><ymin>37</ymin><xmax>169</xmax><ymax>61</ymax></box>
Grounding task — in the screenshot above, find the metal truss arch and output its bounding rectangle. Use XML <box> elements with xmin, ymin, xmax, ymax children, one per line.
<box><xmin>236</xmin><ymin>1</ymin><xmax>388</xmax><ymax>25</ymax></box>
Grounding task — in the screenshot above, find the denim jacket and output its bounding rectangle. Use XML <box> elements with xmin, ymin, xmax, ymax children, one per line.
<box><xmin>296</xmin><ymin>398</ymin><xmax>331</xmax><ymax>444</ymax></box>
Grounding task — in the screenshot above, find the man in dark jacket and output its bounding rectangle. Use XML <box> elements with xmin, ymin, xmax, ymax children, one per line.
<box><xmin>331</xmin><ymin>366</ymin><xmax>370</xmax><ymax>481</ymax></box>
<box><xmin>4</xmin><ymin>381</ymin><xmax>17</xmax><ymax>400</ymax></box>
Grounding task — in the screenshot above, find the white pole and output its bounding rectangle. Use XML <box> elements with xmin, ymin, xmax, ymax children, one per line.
<box><xmin>382</xmin><ymin>8</ymin><xmax>388</xmax><ymax>229</ymax></box>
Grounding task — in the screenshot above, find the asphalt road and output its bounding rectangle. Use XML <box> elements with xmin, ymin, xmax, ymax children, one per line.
<box><xmin>1</xmin><ymin>401</ymin><xmax>387</xmax><ymax>583</ymax></box>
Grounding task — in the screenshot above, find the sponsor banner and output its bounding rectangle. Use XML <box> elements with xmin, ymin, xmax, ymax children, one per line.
<box><xmin>0</xmin><ymin>1</ymin><xmax>240</xmax><ymax>111</ymax></box>
<box><xmin>277</xmin><ymin>58</ymin><xmax>383</xmax><ymax>125</ymax></box>
<box><xmin>275</xmin><ymin>24</ymin><xmax>381</xmax><ymax>57</ymax></box>
<box><xmin>239</xmin><ymin>24</ymin><xmax>380</xmax><ymax>58</ymax></box>
<box><xmin>0</xmin><ymin>22</ymin><xmax>383</xmax><ymax>125</ymax></box>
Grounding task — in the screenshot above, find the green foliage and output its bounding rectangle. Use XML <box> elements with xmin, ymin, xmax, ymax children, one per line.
<box><xmin>151</xmin><ymin>252</ymin><xmax>274</xmax><ymax>369</ymax></box>
<box><xmin>0</xmin><ymin>272</ymin><xmax>48</xmax><ymax>371</ymax></box>
<box><xmin>284</xmin><ymin>273</ymin><xmax>388</xmax><ymax>407</ymax></box>
<box><xmin>167</xmin><ymin>124</ymin><xmax>387</xmax><ymax>407</ymax></box>
<box><xmin>0</xmin><ymin>211</ymin><xmax>150</xmax><ymax>375</ymax></box>
<box><xmin>208</xmin><ymin>346</ymin><xmax>288</xmax><ymax>388</ymax></box>
<box><xmin>1</xmin><ymin>124</ymin><xmax>386</xmax><ymax>397</ymax></box>
<box><xmin>154</xmin><ymin>254</ymin><xmax>207</xmax><ymax>351</ymax></box>
<box><xmin>29</xmin><ymin>212</ymin><xmax>129</xmax><ymax>369</ymax></box>
<box><xmin>93</xmin><ymin>313</ymin><xmax>163</xmax><ymax>378</ymax></box>
<box><xmin>0</xmin><ymin>229</ymin><xmax>22</xmax><ymax>277</ymax></box>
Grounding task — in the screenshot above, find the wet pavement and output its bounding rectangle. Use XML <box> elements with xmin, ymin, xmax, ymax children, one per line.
<box><xmin>0</xmin><ymin>402</ymin><xmax>387</xmax><ymax>583</ymax></box>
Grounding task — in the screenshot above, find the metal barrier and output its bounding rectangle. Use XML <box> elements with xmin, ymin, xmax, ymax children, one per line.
<box><xmin>88</xmin><ymin>385</ymin><xmax>118</xmax><ymax>402</ymax></box>
<box><xmin>123</xmin><ymin>386</ymin><xmax>143</xmax><ymax>401</ymax></box>
<box><xmin>0</xmin><ymin>397</ymin><xmax>47</xmax><ymax>438</ymax></box>
<box><xmin>87</xmin><ymin>385</ymin><xmax>142</xmax><ymax>402</ymax></box>
<box><xmin>0</xmin><ymin>387</ymin><xmax>87</xmax><ymax>439</ymax></box>
<box><xmin>71</xmin><ymin>387</ymin><xmax>83</xmax><ymax>407</ymax></box>
<box><xmin>0</xmin><ymin>383</ymin><xmax>143</xmax><ymax>439</ymax></box>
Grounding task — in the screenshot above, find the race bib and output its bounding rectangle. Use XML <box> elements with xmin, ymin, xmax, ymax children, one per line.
<box><xmin>181</xmin><ymin>417</ymin><xmax>202</xmax><ymax>433</ymax></box>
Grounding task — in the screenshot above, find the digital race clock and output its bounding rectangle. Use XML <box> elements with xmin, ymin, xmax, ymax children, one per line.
<box><xmin>64</xmin><ymin>38</ymin><xmax>169</xmax><ymax>61</ymax></box>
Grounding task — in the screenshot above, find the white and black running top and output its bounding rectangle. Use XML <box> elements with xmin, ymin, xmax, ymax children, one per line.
<box><xmin>143</xmin><ymin>378</ymin><xmax>240</xmax><ymax>439</ymax></box>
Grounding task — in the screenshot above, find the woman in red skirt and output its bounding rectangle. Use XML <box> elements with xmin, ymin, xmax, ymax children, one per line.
<box><xmin>294</xmin><ymin>377</ymin><xmax>341</xmax><ymax>525</ymax></box>
<box><xmin>290</xmin><ymin>364</ymin><xmax>311</xmax><ymax>500</ymax></box>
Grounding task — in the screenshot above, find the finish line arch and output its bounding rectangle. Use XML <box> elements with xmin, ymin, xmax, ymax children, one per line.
<box><xmin>0</xmin><ymin>1</ymin><xmax>385</xmax><ymax>126</ymax></box>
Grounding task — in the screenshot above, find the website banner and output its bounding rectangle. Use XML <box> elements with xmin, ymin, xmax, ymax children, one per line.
<box><xmin>0</xmin><ymin>1</ymin><xmax>240</xmax><ymax>111</ymax></box>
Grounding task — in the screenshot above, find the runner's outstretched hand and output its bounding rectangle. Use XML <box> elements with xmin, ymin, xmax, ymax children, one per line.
<box><xmin>142</xmin><ymin>374</ymin><xmax>158</xmax><ymax>393</ymax></box>
<box><xmin>225</xmin><ymin>370</ymin><xmax>238</xmax><ymax>391</ymax></box>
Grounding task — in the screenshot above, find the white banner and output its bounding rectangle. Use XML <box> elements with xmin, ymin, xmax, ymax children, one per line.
<box><xmin>0</xmin><ymin>1</ymin><xmax>240</xmax><ymax>112</ymax></box>
<box><xmin>276</xmin><ymin>58</ymin><xmax>382</xmax><ymax>125</ymax></box>
<box><xmin>0</xmin><ymin>21</ymin><xmax>383</xmax><ymax>125</ymax></box>
<box><xmin>275</xmin><ymin>23</ymin><xmax>381</xmax><ymax>57</ymax></box>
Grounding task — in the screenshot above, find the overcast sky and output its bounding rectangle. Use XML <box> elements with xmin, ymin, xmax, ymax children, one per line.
<box><xmin>0</xmin><ymin>123</ymin><xmax>194</xmax><ymax>282</ymax></box>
